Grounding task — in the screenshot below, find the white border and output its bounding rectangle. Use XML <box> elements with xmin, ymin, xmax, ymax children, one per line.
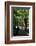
<box><xmin>10</xmin><ymin>5</ymin><xmax>32</xmax><ymax>40</ymax></box>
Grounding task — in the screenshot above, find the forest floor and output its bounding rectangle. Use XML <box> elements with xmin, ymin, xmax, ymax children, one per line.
<box><xmin>13</xmin><ymin>28</ymin><xmax>29</xmax><ymax>36</ymax></box>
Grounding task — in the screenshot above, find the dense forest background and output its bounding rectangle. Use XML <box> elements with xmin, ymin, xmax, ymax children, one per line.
<box><xmin>12</xmin><ymin>7</ymin><xmax>30</xmax><ymax>36</ymax></box>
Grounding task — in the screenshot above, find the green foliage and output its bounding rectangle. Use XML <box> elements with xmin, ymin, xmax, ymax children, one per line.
<box><xmin>13</xmin><ymin>7</ymin><xmax>29</xmax><ymax>29</ymax></box>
